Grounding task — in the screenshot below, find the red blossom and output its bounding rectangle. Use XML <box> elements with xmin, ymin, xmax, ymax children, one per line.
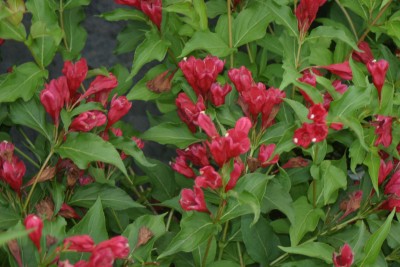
<box><xmin>195</xmin><ymin>165</ymin><xmax>222</xmax><ymax>190</ymax></box>
<box><xmin>178</xmin><ymin>56</ymin><xmax>225</xmax><ymax>97</ymax></box>
<box><xmin>320</xmin><ymin>61</ymin><xmax>353</xmax><ymax>80</ymax></box>
<box><xmin>177</xmin><ymin>143</ymin><xmax>209</xmax><ymax>167</ymax></box>
<box><xmin>307</xmin><ymin>103</ymin><xmax>327</xmax><ymax>123</ymax></box>
<box><xmin>333</xmin><ymin>243</ymin><xmax>354</xmax><ymax>267</ymax></box>
<box><xmin>379</xmin><ymin>159</ymin><xmax>393</xmax><ymax>185</ymax></box>
<box><xmin>293</xmin><ymin>123</ymin><xmax>328</xmax><ymax>148</ymax></box>
<box><xmin>81</xmin><ymin>74</ymin><xmax>118</xmax><ymax>100</ymax></box>
<box><xmin>261</xmin><ymin>87</ymin><xmax>286</xmax><ymax>129</ymax></box>
<box><xmin>95</xmin><ymin>236</ymin><xmax>130</xmax><ymax>259</ymax></box>
<box><xmin>228</xmin><ymin>66</ymin><xmax>255</xmax><ymax>93</ymax></box>
<box><xmin>64</xmin><ymin>235</ymin><xmax>95</xmax><ymax>252</ymax></box>
<box><xmin>298</xmin><ymin>70</ymin><xmax>317</xmax><ymax>87</ymax></box>
<box><xmin>62</xmin><ymin>58</ymin><xmax>88</xmax><ymax>96</ymax></box>
<box><xmin>330</xmin><ymin>122</ymin><xmax>343</xmax><ymax>131</ymax></box>
<box><xmin>367</xmin><ymin>59</ymin><xmax>389</xmax><ymax>100</ymax></box>
<box><xmin>241</xmin><ymin>86</ymin><xmax>267</xmax><ymax>118</ymax></box>
<box><xmin>179</xmin><ymin>186</ymin><xmax>208</xmax><ymax>212</ymax></box>
<box><xmin>332</xmin><ymin>80</ymin><xmax>349</xmax><ymax>94</ymax></box>
<box><xmin>258</xmin><ymin>144</ymin><xmax>279</xmax><ymax>168</ymax></box>
<box><xmin>225</xmin><ymin>160</ymin><xmax>245</xmax><ymax>192</ymax></box>
<box><xmin>209</xmin><ymin>83</ymin><xmax>232</xmax><ymax>106</ymax></box>
<box><xmin>141</xmin><ymin>0</ymin><xmax>162</xmax><ymax>29</ymax></box>
<box><xmin>40</xmin><ymin>77</ymin><xmax>70</xmax><ymax>125</ymax></box>
<box><xmin>372</xmin><ymin>115</ymin><xmax>393</xmax><ymax>147</ymax></box>
<box><xmin>384</xmin><ymin>171</ymin><xmax>400</xmax><ymax>196</ymax></box>
<box><xmin>352</xmin><ymin>41</ymin><xmax>374</xmax><ymax>64</ymax></box>
<box><xmin>132</xmin><ymin>137</ymin><xmax>145</xmax><ymax>149</ymax></box>
<box><xmin>295</xmin><ymin>0</ymin><xmax>327</xmax><ymax>33</ymax></box>
<box><xmin>339</xmin><ymin>191</ymin><xmax>363</xmax><ymax>221</ymax></box>
<box><xmin>171</xmin><ymin>156</ymin><xmax>196</xmax><ymax>178</ymax></box>
<box><xmin>89</xmin><ymin>246</ymin><xmax>114</xmax><ymax>267</ymax></box>
<box><xmin>69</xmin><ymin>111</ymin><xmax>107</xmax><ymax>132</ymax></box>
<box><xmin>24</xmin><ymin>214</ymin><xmax>43</xmax><ymax>251</ymax></box>
<box><xmin>114</xmin><ymin>0</ymin><xmax>140</xmax><ymax>8</ymax></box>
<box><xmin>208</xmin><ymin>137</ymin><xmax>231</xmax><ymax>167</ymax></box>
<box><xmin>106</xmin><ymin>95</ymin><xmax>132</xmax><ymax>128</ymax></box>
<box><xmin>197</xmin><ymin>112</ymin><xmax>219</xmax><ymax>139</ymax></box>
<box><xmin>225</xmin><ymin>117</ymin><xmax>252</xmax><ymax>158</ymax></box>
<box><xmin>58</xmin><ymin>203</ymin><xmax>80</xmax><ymax>219</ymax></box>
<box><xmin>1</xmin><ymin>156</ymin><xmax>26</xmax><ymax>195</ymax></box>
<box><xmin>176</xmin><ymin>93</ymin><xmax>205</xmax><ymax>133</ymax></box>
<box><xmin>281</xmin><ymin>157</ymin><xmax>309</xmax><ymax>169</ymax></box>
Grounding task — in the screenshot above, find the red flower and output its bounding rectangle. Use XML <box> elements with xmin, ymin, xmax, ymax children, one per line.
<box><xmin>332</xmin><ymin>80</ymin><xmax>349</xmax><ymax>94</ymax></box>
<box><xmin>62</xmin><ymin>58</ymin><xmax>88</xmax><ymax>96</ymax></box>
<box><xmin>95</xmin><ymin>236</ymin><xmax>130</xmax><ymax>259</ymax></box>
<box><xmin>0</xmin><ymin>39</ymin><xmax>4</xmax><ymax>46</ymax></box>
<box><xmin>141</xmin><ymin>0</ymin><xmax>162</xmax><ymax>29</ymax></box>
<box><xmin>115</xmin><ymin>0</ymin><xmax>140</xmax><ymax>8</ymax></box>
<box><xmin>330</xmin><ymin>122</ymin><xmax>343</xmax><ymax>131</ymax></box>
<box><xmin>379</xmin><ymin>159</ymin><xmax>393</xmax><ymax>185</ymax></box>
<box><xmin>40</xmin><ymin>77</ymin><xmax>70</xmax><ymax>125</ymax></box>
<box><xmin>352</xmin><ymin>41</ymin><xmax>374</xmax><ymax>64</ymax></box>
<box><xmin>58</xmin><ymin>203</ymin><xmax>80</xmax><ymax>219</ymax></box>
<box><xmin>177</xmin><ymin>143</ymin><xmax>209</xmax><ymax>167</ymax></box>
<box><xmin>69</xmin><ymin>111</ymin><xmax>107</xmax><ymax>132</ymax></box>
<box><xmin>225</xmin><ymin>159</ymin><xmax>244</xmax><ymax>192</ymax></box>
<box><xmin>372</xmin><ymin>115</ymin><xmax>393</xmax><ymax>147</ymax></box>
<box><xmin>1</xmin><ymin>156</ymin><xmax>26</xmax><ymax>195</ymax></box>
<box><xmin>179</xmin><ymin>186</ymin><xmax>208</xmax><ymax>212</ymax></box>
<box><xmin>171</xmin><ymin>156</ymin><xmax>195</xmax><ymax>178</ymax></box>
<box><xmin>179</xmin><ymin>56</ymin><xmax>225</xmax><ymax>97</ymax></box>
<box><xmin>333</xmin><ymin>243</ymin><xmax>354</xmax><ymax>267</ymax></box>
<box><xmin>281</xmin><ymin>157</ymin><xmax>309</xmax><ymax>169</ymax></box>
<box><xmin>241</xmin><ymin>86</ymin><xmax>267</xmax><ymax>118</ymax></box>
<box><xmin>320</xmin><ymin>61</ymin><xmax>353</xmax><ymax>80</ymax></box>
<box><xmin>209</xmin><ymin>83</ymin><xmax>232</xmax><ymax>106</ymax></box>
<box><xmin>258</xmin><ymin>144</ymin><xmax>279</xmax><ymax>167</ymax></box>
<box><xmin>132</xmin><ymin>136</ymin><xmax>145</xmax><ymax>149</ymax></box>
<box><xmin>89</xmin><ymin>246</ymin><xmax>114</xmax><ymax>267</ymax></box>
<box><xmin>295</xmin><ymin>0</ymin><xmax>327</xmax><ymax>33</ymax></box>
<box><xmin>64</xmin><ymin>235</ymin><xmax>95</xmax><ymax>252</ymax></box>
<box><xmin>384</xmin><ymin>171</ymin><xmax>400</xmax><ymax>196</ymax></box>
<box><xmin>106</xmin><ymin>95</ymin><xmax>132</xmax><ymax>128</ymax></box>
<box><xmin>309</xmin><ymin>123</ymin><xmax>328</xmax><ymax>142</ymax></box>
<box><xmin>339</xmin><ymin>191</ymin><xmax>363</xmax><ymax>221</ymax></box>
<box><xmin>228</xmin><ymin>66</ymin><xmax>254</xmax><ymax>93</ymax></box>
<box><xmin>293</xmin><ymin>123</ymin><xmax>328</xmax><ymax>148</ymax></box>
<box><xmin>24</xmin><ymin>214</ymin><xmax>43</xmax><ymax>251</ymax></box>
<box><xmin>195</xmin><ymin>165</ymin><xmax>222</xmax><ymax>190</ymax></box>
<box><xmin>81</xmin><ymin>74</ymin><xmax>118</xmax><ymax>100</ymax></box>
<box><xmin>262</xmin><ymin>87</ymin><xmax>286</xmax><ymax>129</ymax></box>
<box><xmin>307</xmin><ymin>103</ymin><xmax>327</xmax><ymax>123</ymax></box>
<box><xmin>367</xmin><ymin>59</ymin><xmax>389</xmax><ymax>100</ymax></box>
<box><xmin>197</xmin><ymin>112</ymin><xmax>219</xmax><ymax>139</ymax></box>
<box><xmin>176</xmin><ymin>93</ymin><xmax>205</xmax><ymax>132</ymax></box>
<box><xmin>208</xmin><ymin>137</ymin><xmax>230</xmax><ymax>167</ymax></box>
<box><xmin>226</xmin><ymin>117</ymin><xmax>252</xmax><ymax>158</ymax></box>
<box><xmin>298</xmin><ymin>70</ymin><xmax>317</xmax><ymax>87</ymax></box>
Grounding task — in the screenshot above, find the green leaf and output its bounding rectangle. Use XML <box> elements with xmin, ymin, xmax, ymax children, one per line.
<box><xmin>141</xmin><ymin>122</ymin><xmax>203</xmax><ymax>149</ymax></box>
<box><xmin>265</xmin><ymin>0</ymin><xmax>298</xmax><ymax>37</ymax></box>
<box><xmin>329</xmin><ymin>85</ymin><xmax>371</xmax><ymax>118</ymax></box>
<box><xmin>0</xmin><ymin>62</ymin><xmax>47</xmax><ymax>102</ymax></box>
<box><xmin>193</xmin><ymin>0</ymin><xmax>208</xmax><ymax>31</ymax></box>
<box><xmin>193</xmin><ymin>237</ymin><xmax>216</xmax><ymax>267</ymax></box>
<box><xmin>101</xmin><ymin>8</ymin><xmax>147</xmax><ymax>22</ymax></box>
<box><xmin>0</xmin><ymin>206</ymin><xmax>21</xmax><ymax>230</ymax></box>
<box><xmin>126</xmin><ymin>65</ymin><xmax>166</xmax><ymax>101</ymax></box>
<box><xmin>207</xmin><ymin>261</ymin><xmax>241</xmax><ymax>267</ymax></box>
<box><xmin>320</xmin><ymin>161</ymin><xmax>347</xmax><ymax>205</ymax></box>
<box><xmin>180</xmin><ymin>30</ymin><xmax>235</xmax><ymax>58</ymax></box>
<box><xmin>307</xmin><ymin>26</ymin><xmax>358</xmax><ymax>50</ymax></box>
<box><xmin>242</xmin><ymin>216</ymin><xmax>280</xmax><ymax>265</ymax></box>
<box><xmin>56</xmin><ymin>132</ymin><xmax>127</xmax><ymax>176</ymax></box>
<box><xmin>9</xmin><ymin>97</ymin><xmax>53</xmax><ymax>141</ymax></box>
<box><xmin>349</xmin><ymin>58</ymin><xmax>367</xmax><ymax>88</ymax></box>
<box><xmin>232</xmin><ymin>4</ymin><xmax>272</xmax><ymax>47</ymax></box>
<box><xmin>293</xmin><ymin>80</ymin><xmax>324</xmax><ymax>104</ymax></box>
<box><xmin>338</xmin><ymin>116</ymin><xmax>369</xmax><ymax>151</ymax></box>
<box><xmin>289</xmin><ymin>197</ymin><xmax>324</xmax><ymax>246</ymax></box>
<box><xmin>63</xmin><ymin>0</ymin><xmax>90</xmax><ymax>9</ymax></box>
<box><xmin>158</xmin><ymin>212</ymin><xmax>217</xmax><ymax>258</ymax></box>
<box><xmin>109</xmin><ymin>136</ymin><xmax>155</xmax><ymax>168</ymax></box>
<box><xmin>262</xmin><ymin>179</ymin><xmax>295</xmax><ymax>223</ymax></box>
<box><xmin>68</xmin><ymin>183</ymin><xmax>144</xmax><ymax>210</ymax></box>
<box><xmin>129</xmin><ymin>29</ymin><xmax>170</xmax><ymax>80</ymax></box>
<box><xmin>114</xmin><ymin>21</ymin><xmax>148</xmax><ymax>55</ymax></box>
<box><xmin>279</xmin><ymin>242</ymin><xmax>335</xmax><ymax>264</ymax></box>
<box><xmin>0</xmin><ymin>229</ymin><xmax>30</xmax><ymax>247</ymax></box>
<box><xmin>360</xmin><ymin>209</ymin><xmax>395</xmax><ymax>266</ymax></box>
<box><xmin>364</xmin><ymin>149</ymin><xmax>381</xmax><ymax>195</ymax></box>
<box><xmin>283</xmin><ymin>98</ymin><xmax>309</xmax><ymax>123</ymax></box>
<box><xmin>68</xmin><ymin>197</ymin><xmax>108</xmax><ymax>243</ymax></box>
<box><xmin>258</xmin><ymin>122</ymin><xmax>290</xmax><ymax>145</ymax></box>
<box><xmin>0</xmin><ymin>19</ymin><xmax>26</xmax><ymax>41</ymax></box>
<box><xmin>349</xmin><ymin>139</ymin><xmax>367</xmax><ymax>173</ymax></box>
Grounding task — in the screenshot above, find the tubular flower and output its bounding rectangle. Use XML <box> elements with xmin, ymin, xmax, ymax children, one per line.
<box><xmin>333</xmin><ymin>243</ymin><xmax>354</xmax><ymax>267</ymax></box>
<box><xmin>178</xmin><ymin>56</ymin><xmax>225</xmax><ymax>97</ymax></box>
<box><xmin>195</xmin><ymin>165</ymin><xmax>222</xmax><ymax>190</ymax></box>
<box><xmin>378</xmin><ymin>159</ymin><xmax>393</xmax><ymax>185</ymax></box>
<box><xmin>1</xmin><ymin>156</ymin><xmax>26</xmax><ymax>195</ymax></box>
<box><xmin>177</xmin><ymin>143</ymin><xmax>209</xmax><ymax>167</ymax></box>
<box><xmin>258</xmin><ymin>144</ymin><xmax>279</xmax><ymax>168</ymax></box>
<box><xmin>225</xmin><ymin>159</ymin><xmax>245</xmax><ymax>192</ymax></box>
<box><xmin>62</xmin><ymin>58</ymin><xmax>88</xmax><ymax>96</ymax></box>
<box><xmin>367</xmin><ymin>59</ymin><xmax>389</xmax><ymax>100</ymax></box>
<box><xmin>352</xmin><ymin>41</ymin><xmax>374</xmax><ymax>64</ymax></box>
<box><xmin>40</xmin><ymin>77</ymin><xmax>70</xmax><ymax>125</ymax></box>
<box><xmin>197</xmin><ymin>112</ymin><xmax>219</xmax><ymax>139</ymax></box>
<box><xmin>141</xmin><ymin>0</ymin><xmax>162</xmax><ymax>29</ymax></box>
<box><xmin>24</xmin><ymin>214</ymin><xmax>43</xmax><ymax>251</ymax></box>
<box><xmin>293</xmin><ymin>123</ymin><xmax>328</xmax><ymax>148</ymax></box>
<box><xmin>69</xmin><ymin>111</ymin><xmax>107</xmax><ymax>132</ymax></box>
<box><xmin>295</xmin><ymin>0</ymin><xmax>327</xmax><ymax>33</ymax></box>
<box><xmin>106</xmin><ymin>95</ymin><xmax>132</xmax><ymax>128</ymax></box>
<box><xmin>95</xmin><ymin>236</ymin><xmax>130</xmax><ymax>259</ymax></box>
<box><xmin>372</xmin><ymin>115</ymin><xmax>393</xmax><ymax>147</ymax></box>
<box><xmin>64</xmin><ymin>235</ymin><xmax>95</xmax><ymax>252</ymax></box>
<box><xmin>176</xmin><ymin>93</ymin><xmax>205</xmax><ymax>133</ymax></box>
<box><xmin>179</xmin><ymin>186</ymin><xmax>208</xmax><ymax>212</ymax></box>
<box><xmin>81</xmin><ymin>74</ymin><xmax>118</xmax><ymax>100</ymax></box>
<box><xmin>209</xmin><ymin>83</ymin><xmax>232</xmax><ymax>106</ymax></box>
<box><xmin>320</xmin><ymin>61</ymin><xmax>353</xmax><ymax>80</ymax></box>
<box><xmin>307</xmin><ymin>103</ymin><xmax>327</xmax><ymax>123</ymax></box>
<box><xmin>171</xmin><ymin>156</ymin><xmax>196</xmax><ymax>178</ymax></box>
<box><xmin>228</xmin><ymin>66</ymin><xmax>255</xmax><ymax>93</ymax></box>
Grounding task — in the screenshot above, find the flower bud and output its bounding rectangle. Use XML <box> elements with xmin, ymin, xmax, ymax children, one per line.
<box><xmin>333</xmin><ymin>243</ymin><xmax>354</xmax><ymax>267</ymax></box>
<box><xmin>24</xmin><ymin>214</ymin><xmax>43</xmax><ymax>251</ymax></box>
<box><xmin>352</xmin><ymin>41</ymin><xmax>374</xmax><ymax>64</ymax></box>
<box><xmin>320</xmin><ymin>61</ymin><xmax>353</xmax><ymax>80</ymax></box>
<box><xmin>69</xmin><ymin>111</ymin><xmax>107</xmax><ymax>132</ymax></box>
<box><xmin>195</xmin><ymin>165</ymin><xmax>222</xmax><ymax>190</ymax></box>
<box><xmin>1</xmin><ymin>156</ymin><xmax>26</xmax><ymax>195</ymax></box>
<box><xmin>106</xmin><ymin>95</ymin><xmax>132</xmax><ymax>128</ymax></box>
<box><xmin>367</xmin><ymin>59</ymin><xmax>389</xmax><ymax>100</ymax></box>
<box><xmin>209</xmin><ymin>83</ymin><xmax>232</xmax><ymax>106</ymax></box>
<box><xmin>179</xmin><ymin>186</ymin><xmax>208</xmax><ymax>212</ymax></box>
<box><xmin>62</xmin><ymin>58</ymin><xmax>88</xmax><ymax>96</ymax></box>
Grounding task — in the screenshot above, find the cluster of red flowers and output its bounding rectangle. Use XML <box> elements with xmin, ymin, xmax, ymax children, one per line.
<box><xmin>0</xmin><ymin>141</ymin><xmax>26</xmax><ymax>195</ymax></box>
<box><xmin>115</xmin><ymin>0</ymin><xmax>162</xmax><ymax>29</ymax></box>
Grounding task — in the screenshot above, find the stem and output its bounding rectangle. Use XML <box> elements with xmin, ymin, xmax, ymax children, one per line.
<box><xmin>165</xmin><ymin>209</ymin><xmax>174</xmax><ymax>232</ymax></box>
<box><xmin>335</xmin><ymin>0</ymin><xmax>358</xmax><ymax>39</ymax></box>
<box><xmin>227</xmin><ymin>0</ymin><xmax>234</xmax><ymax>68</ymax></box>
<box><xmin>59</xmin><ymin>0</ymin><xmax>70</xmax><ymax>51</ymax></box>
<box><xmin>313</xmin><ymin>181</ymin><xmax>317</xmax><ymax>208</ymax></box>
<box><xmin>111</xmin><ymin>208</ymin><xmax>123</xmax><ymax>232</ymax></box>
<box><xmin>358</xmin><ymin>0</ymin><xmax>393</xmax><ymax>44</ymax></box>
<box><xmin>128</xmin><ymin>167</ymin><xmax>158</xmax><ymax>215</ymax></box>
<box><xmin>201</xmin><ymin>236</ymin><xmax>213</xmax><ymax>267</ymax></box>
<box><xmin>14</xmin><ymin>147</ymin><xmax>40</xmax><ymax>169</ymax></box>
<box><xmin>237</xmin><ymin>242</ymin><xmax>245</xmax><ymax>267</ymax></box>
<box><xmin>218</xmin><ymin>221</ymin><xmax>229</xmax><ymax>260</ymax></box>
<box><xmin>23</xmin><ymin>150</ymin><xmax>54</xmax><ymax>213</ymax></box>
<box><xmin>246</xmin><ymin>44</ymin><xmax>254</xmax><ymax>64</ymax></box>
<box><xmin>295</xmin><ymin>35</ymin><xmax>304</xmax><ymax>69</ymax></box>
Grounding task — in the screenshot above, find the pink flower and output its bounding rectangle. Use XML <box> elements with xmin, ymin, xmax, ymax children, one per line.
<box><xmin>295</xmin><ymin>0</ymin><xmax>327</xmax><ymax>33</ymax></box>
<box><xmin>258</xmin><ymin>144</ymin><xmax>279</xmax><ymax>168</ymax></box>
<box><xmin>225</xmin><ymin>160</ymin><xmax>244</xmax><ymax>192</ymax></box>
<box><xmin>298</xmin><ymin>70</ymin><xmax>317</xmax><ymax>87</ymax></box>
<box><xmin>179</xmin><ymin>56</ymin><xmax>224</xmax><ymax>97</ymax></box>
<box><xmin>197</xmin><ymin>112</ymin><xmax>219</xmax><ymax>139</ymax></box>
<box><xmin>69</xmin><ymin>111</ymin><xmax>107</xmax><ymax>132</ymax></box>
<box><xmin>179</xmin><ymin>186</ymin><xmax>208</xmax><ymax>212</ymax></box>
<box><xmin>330</xmin><ymin>122</ymin><xmax>344</xmax><ymax>131</ymax></box>
<box><xmin>281</xmin><ymin>157</ymin><xmax>309</xmax><ymax>169</ymax></box>
<box><xmin>293</xmin><ymin>123</ymin><xmax>328</xmax><ymax>148</ymax></box>
<box><xmin>195</xmin><ymin>166</ymin><xmax>222</xmax><ymax>189</ymax></box>
<box><xmin>339</xmin><ymin>191</ymin><xmax>363</xmax><ymax>221</ymax></box>
<box><xmin>241</xmin><ymin>86</ymin><xmax>267</xmax><ymax>118</ymax></box>
<box><xmin>141</xmin><ymin>0</ymin><xmax>162</xmax><ymax>30</ymax></box>
<box><xmin>332</xmin><ymin>80</ymin><xmax>349</xmax><ymax>94</ymax></box>
<box><xmin>1</xmin><ymin>156</ymin><xmax>26</xmax><ymax>195</ymax></box>
<box><xmin>177</xmin><ymin>143</ymin><xmax>209</xmax><ymax>167</ymax></box>
<box><xmin>307</xmin><ymin>103</ymin><xmax>327</xmax><ymax>123</ymax></box>
<box><xmin>106</xmin><ymin>95</ymin><xmax>132</xmax><ymax>128</ymax></box>
<box><xmin>115</xmin><ymin>0</ymin><xmax>140</xmax><ymax>8</ymax></box>
<box><xmin>384</xmin><ymin>171</ymin><xmax>400</xmax><ymax>196</ymax></box>
<box><xmin>171</xmin><ymin>156</ymin><xmax>195</xmax><ymax>178</ymax></box>
<box><xmin>379</xmin><ymin>159</ymin><xmax>393</xmax><ymax>185</ymax></box>
<box><xmin>176</xmin><ymin>93</ymin><xmax>205</xmax><ymax>132</ymax></box>
<box><xmin>62</xmin><ymin>58</ymin><xmax>88</xmax><ymax>96</ymax></box>
<box><xmin>132</xmin><ymin>137</ymin><xmax>145</xmax><ymax>149</ymax></box>
<box><xmin>261</xmin><ymin>87</ymin><xmax>286</xmax><ymax>129</ymax></box>
<box><xmin>372</xmin><ymin>115</ymin><xmax>393</xmax><ymax>147</ymax></box>
<box><xmin>81</xmin><ymin>74</ymin><xmax>118</xmax><ymax>100</ymax></box>
<box><xmin>320</xmin><ymin>61</ymin><xmax>353</xmax><ymax>80</ymax></box>
<box><xmin>209</xmin><ymin>83</ymin><xmax>232</xmax><ymax>106</ymax></box>
<box><xmin>89</xmin><ymin>246</ymin><xmax>114</xmax><ymax>267</ymax></box>
<box><xmin>228</xmin><ymin>66</ymin><xmax>254</xmax><ymax>93</ymax></box>
<box><xmin>352</xmin><ymin>41</ymin><xmax>374</xmax><ymax>64</ymax></box>
<box><xmin>40</xmin><ymin>77</ymin><xmax>70</xmax><ymax>125</ymax></box>
<box><xmin>207</xmin><ymin>137</ymin><xmax>230</xmax><ymax>167</ymax></box>
<box><xmin>226</xmin><ymin>117</ymin><xmax>252</xmax><ymax>158</ymax></box>
<box><xmin>63</xmin><ymin>235</ymin><xmax>95</xmax><ymax>252</ymax></box>
<box><xmin>367</xmin><ymin>59</ymin><xmax>389</xmax><ymax>100</ymax></box>
<box><xmin>333</xmin><ymin>243</ymin><xmax>354</xmax><ymax>267</ymax></box>
<box><xmin>95</xmin><ymin>236</ymin><xmax>130</xmax><ymax>259</ymax></box>
<box><xmin>24</xmin><ymin>214</ymin><xmax>43</xmax><ymax>251</ymax></box>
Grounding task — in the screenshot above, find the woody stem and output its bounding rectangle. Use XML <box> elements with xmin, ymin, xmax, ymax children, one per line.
<box><xmin>227</xmin><ymin>0</ymin><xmax>234</xmax><ymax>68</ymax></box>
